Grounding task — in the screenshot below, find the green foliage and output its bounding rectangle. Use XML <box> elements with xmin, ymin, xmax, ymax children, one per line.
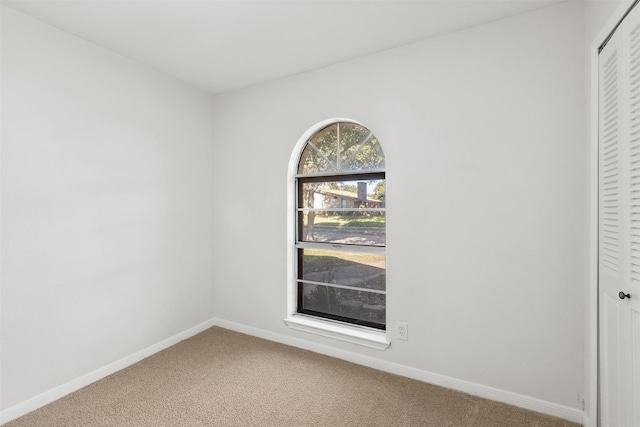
<box><xmin>298</xmin><ymin>123</ymin><xmax>384</xmax><ymax>174</ymax></box>
<box><xmin>327</xmin><ymin>182</ymin><xmax>357</xmax><ymax>193</ymax></box>
<box><xmin>371</xmin><ymin>181</ymin><xmax>385</xmax><ymax>203</ymax></box>
<box><xmin>339</xmin><ymin>123</ymin><xmax>384</xmax><ymax>171</ymax></box>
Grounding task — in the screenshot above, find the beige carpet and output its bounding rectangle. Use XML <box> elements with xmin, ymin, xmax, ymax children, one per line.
<box><xmin>6</xmin><ymin>327</ymin><xmax>579</xmax><ymax>427</ymax></box>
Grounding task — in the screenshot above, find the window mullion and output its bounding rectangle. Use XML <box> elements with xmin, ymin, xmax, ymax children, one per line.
<box><xmin>298</xmin><ymin>279</ymin><xmax>386</xmax><ymax>295</ymax></box>
<box><xmin>296</xmin><ymin>171</ymin><xmax>384</xmax><ymax>182</ymax></box>
<box><xmin>344</xmin><ymin>131</ymin><xmax>373</xmax><ymax>167</ymax></box>
<box><xmin>308</xmin><ymin>140</ymin><xmax>338</xmax><ymax>171</ymax></box>
<box><xmin>295</xmin><ymin>241</ymin><xmax>385</xmax><ymax>254</ymax></box>
<box><xmin>298</xmin><ymin>208</ymin><xmax>386</xmax><ymax>213</ymax></box>
<box><xmin>336</xmin><ymin>122</ymin><xmax>341</xmax><ymax>171</ymax></box>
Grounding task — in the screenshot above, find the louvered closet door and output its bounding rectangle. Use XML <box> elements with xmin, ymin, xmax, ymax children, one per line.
<box><xmin>599</xmin><ymin>4</ymin><xmax>640</xmax><ymax>426</ymax></box>
<box><xmin>622</xmin><ymin>7</ymin><xmax>640</xmax><ymax>426</ymax></box>
<box><xmin>599</xmin><ymin>27</ymin><xmax>626</xmax><ymax>427</ymax></box>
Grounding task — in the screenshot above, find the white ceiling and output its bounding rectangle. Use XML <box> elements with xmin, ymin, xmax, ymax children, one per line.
<box><xmin>2</xmin><ymin>0</ymin><xmax>564</xmax><ymax>94</ymax></box>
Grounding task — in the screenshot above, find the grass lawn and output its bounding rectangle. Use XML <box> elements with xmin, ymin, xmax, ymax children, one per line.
<box><xmin>310</xmin><ymin>215</ymin><xmax>385</xmax><ymax>228</ymax></box>
<box><xmin>303</xmin><ymin>249</ymin><xmax>385</xmax><ymax>270</ymax></box>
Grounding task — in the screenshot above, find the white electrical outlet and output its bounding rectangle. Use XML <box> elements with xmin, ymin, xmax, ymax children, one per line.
<box><xmin>397</xmin><ymin>321</ymin><xmax>408</xmax><ymax>340</ymax></box>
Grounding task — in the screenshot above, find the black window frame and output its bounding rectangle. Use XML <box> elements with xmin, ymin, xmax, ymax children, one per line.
<box><xmin>295</xmin><ymin>171</ymin><xmax>386</xmax><ymax>330</ymax></box>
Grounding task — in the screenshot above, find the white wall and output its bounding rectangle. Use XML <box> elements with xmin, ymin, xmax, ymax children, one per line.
<box><xmin>1</xmin><ymin>7</ymin><xmax>216</xmax><ymax>410</ymax></box>
<box><xmin>212</xmin><ymin>1</ymin><xmax>586</xmax><ymax>410</ymax></box>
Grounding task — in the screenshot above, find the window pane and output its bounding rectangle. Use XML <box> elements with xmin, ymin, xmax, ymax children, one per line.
<box><xmin>298</xmin><ymin>143</ymin><xmax>332</xmax><ymax>175</ymax></box>
<box><xmin>300</xmin><ymin>179</ymin><xmax>385</xmax><ymax>209</ymax></box>
<box><xmin>298</xmin><ymin>125</ymin><xmax>337</xmax><ymax>174</ymax></box>
<box><xmin>338</xmin><ymin>123</ymin><xmax>385</xmax><ymax>172</ymax></box>
<box><xmin>299</xmin><ymin>211</ymin><xmax>385</xmax><ymax>246</ymax></box>
<box><xmin>297</xmin><ymin>123</ymin><xmax>385</xmax><ymax>175</ymax></box>
<box><xmin>300</xmin><ymin>283</ymin><xmax>386</xmax><ymax>325</ymax></box>
<box><xmin>299</xmin><ymin>178</ymin><xmax>385</xmax><ymax>246</ymax></box>
<box><xmin>301</xmin><ymin>249</ymin><xmax>385</xmax><ymax>290</ymax></box>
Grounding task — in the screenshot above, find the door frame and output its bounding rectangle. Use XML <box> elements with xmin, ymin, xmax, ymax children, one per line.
<box><xmin>590</xmin><ymin>2</ymin><xmax>638</xmax><ymax>426</ymax></box>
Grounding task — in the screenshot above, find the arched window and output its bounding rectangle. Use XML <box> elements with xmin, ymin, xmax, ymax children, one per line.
<box><xmin>291</xmin><ymin>120</ymin><xmax>386</xmax><ymax>331</ymax></box>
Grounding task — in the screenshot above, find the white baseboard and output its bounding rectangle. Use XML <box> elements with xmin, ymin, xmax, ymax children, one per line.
<box><xmin>1</xmin><ymin>318</ymin><xmax>584</xmax><ymax>426</ymax></box>
<box><xmin>0</xmin><ymin>318</ymin><xmax>217</xmax><ymax>425</ymax></box>
<box><xmin>215</xmin><ymin>318</ymin><xmax>584</xmax><ymax>425</ymax></box>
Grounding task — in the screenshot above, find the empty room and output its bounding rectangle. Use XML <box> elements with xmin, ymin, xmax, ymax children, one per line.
<box><xmin>1</xmin><ymin>0</ymin><xmax>638</xmax><ymax>426</ymax></box>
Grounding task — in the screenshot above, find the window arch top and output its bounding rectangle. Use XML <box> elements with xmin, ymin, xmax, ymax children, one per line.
<box><xmin>298</xmin><ymin>122</ymin><xmax>385</xmax><ymax>175</ymax></box>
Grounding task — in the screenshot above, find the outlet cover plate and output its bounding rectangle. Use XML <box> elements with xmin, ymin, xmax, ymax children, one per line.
<box><xmin>397</xmin><ymin>321</ymin><xmax>408</xmax><ymax>341</ymax></box>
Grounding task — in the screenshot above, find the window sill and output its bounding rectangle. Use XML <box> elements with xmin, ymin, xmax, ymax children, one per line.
<box><xmin>284</xmin><ymin>315</ymin><xmax>390</xmax><ymax>350</ymax></box>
